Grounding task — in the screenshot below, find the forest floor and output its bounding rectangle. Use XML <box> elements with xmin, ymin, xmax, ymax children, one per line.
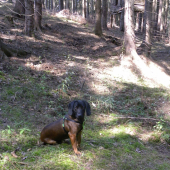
<box><xmin>1</xmin><ymin>1</ymin><xmax>170</xmax><ymax>170</ymax></box>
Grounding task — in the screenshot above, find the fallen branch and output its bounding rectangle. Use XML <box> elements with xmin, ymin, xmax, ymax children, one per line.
<box><xmin>17</xmin><ymin>162</ymin><xmax>29</xmax><ymax>165</ymax></box>
<box><xmin>114</xmin><ymin>116</ymin><xmax>160</xmax><ymax>121</ymax></box>
<box><xmin>114</xmin><ymin>116</ymin><xmax>170</xmax><ymax>125</ymax></box>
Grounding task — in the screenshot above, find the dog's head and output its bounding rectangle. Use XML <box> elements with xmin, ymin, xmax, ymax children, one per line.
<box><xmin>68</xmin><ymin>100</ymin><xmax>91</xmax><ymax>123</ymax></box>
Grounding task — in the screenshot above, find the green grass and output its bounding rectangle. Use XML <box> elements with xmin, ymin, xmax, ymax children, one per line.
<box><xmin>1</xmin><ymin>65</ymin><xmax>170</xmax><ymax>169</ymax></box>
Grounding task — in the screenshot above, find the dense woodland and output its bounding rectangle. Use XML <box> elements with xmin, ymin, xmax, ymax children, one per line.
<box><xmin>1</xmin><ymin>0</ymin><xmax>170</xmax><ymax>169</ymax></box>
<box><xmin>1</xmin><ymin>0</ymin><xmax>170</xmax><ymax>58</ymax></box>
<box><xmin>1</xmin><ymin>0</ymin><xmax>169</xmax><ymax>57</ymax></box>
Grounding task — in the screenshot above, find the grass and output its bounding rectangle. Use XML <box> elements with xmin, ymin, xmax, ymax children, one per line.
<box><xmin>1</xmin><ymin>63</ymin><xmax>170</xmax><ymax>170</ymax></box>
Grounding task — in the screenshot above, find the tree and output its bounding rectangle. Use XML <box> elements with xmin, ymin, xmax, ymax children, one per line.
<box><xmin>157</xmin><ymin>0</ymin><xmax>163</xmax><ymax>33</ymax></box>
<box><xmin>66</xmin><ymin>0</ymin><xmax>69</xmax><ymax>9</ymax></box>
<box><xmin>13</xmin><ymin>0</ymin><xmax>25</xmax><ymax>17</ymax></box>
<box><xmin>120</xmin><ymin>0</ymin><xmax>124</xmax><ymax>31</ymax></box>
<box><xmin>72</xmin><ymin>0</ymin><xmax>75</xmax><ymax>13</ymax></box>
<box><xmin>35</xmin><ymin>0</ymin><xmax>42</xmax><ymax>31</ymax></box>
<box><xmin>152</xmin><ymin>0</ymin><xmax>158</xmax><ymax>34</ymax></box>
<box><xmin>59</xmin><ymin>0</ymin><xmax>64</xmax><ymax>11</ymax></box>
<box><xmin>24</xmin><ymin>0</ymin><xmax>34</xmax><ymax>36</ymax></box>
<box><xmin>124</xmin><ymin>0</ymin><xmax>136</xmax><ymax>56</ymax></box>
<box><xmin>86</xmin><ymin>0</ymin><xmax>89</xmax><ymax>19</ymax></box>
<box><xmin>82</xmin><ymin>0</ymin><xmax>86</xmax><ymax>18</ymax></box>
<box><xmin>91</xmin><ymin>0</ymin><xmax>94</xmax><ymax>20</ymax></box>
<box><xmin>102</xmin><ymin>0</ymin><xmax>108</xmax><ymax>29</ymax></box>
<box><xmin>143</xmin><ymin>0</ymin><xmax>153</xmax><ymax>57</ymax></box>
<box><xmin>94</xmin><ymin>0</ymin><xmax>102</xmax><ymax>36</ymax></box>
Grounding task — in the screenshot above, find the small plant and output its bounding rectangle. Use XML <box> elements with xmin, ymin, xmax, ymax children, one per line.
<box><xmin>154</xmin><ymin>118</ymin><xmax>165</xmax><ymax>131</ymax></box>
<box><xmin>19</xmin><ymin>127</ymin><xmax>31</xmax><ymax>135</ymax></box>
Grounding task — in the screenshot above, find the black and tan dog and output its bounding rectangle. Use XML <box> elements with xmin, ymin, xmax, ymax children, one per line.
<box><xmin>40</xmin><ymin>100</ymin><xmax>91</xmax><ymax>155</ymax></box>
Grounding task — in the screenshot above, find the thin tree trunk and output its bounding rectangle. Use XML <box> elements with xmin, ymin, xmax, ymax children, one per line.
<box><xmin>94</xmin><ymin>0</ymin><xmax>102</xmax><ymax>36</ymax></box>
<box><xmin>59</xmin><ymin>0</ymin><xmax>64</xmax><ymax>11</ymax></box>
<box><xmin>72</xmin><ymin>0</ymin><xmax>75</xmax><ymax>13</ymax></box>
<box><xmin>157</xmin><ymin>0</ymin><xmax>163</xmax><ymax>33</ymax></box>
<box><xmin>35</xmin><ymin>0</ymin><xmax>42</xmax><ymax>31</ymax></box>
<box><xmin>86</xmin><ymin>0</ymin><xmax>89</xmax><ymax>19</ymax></box>
<box><xmin>124</xmin><ymin>0</ymin><xmax>136</xmax><ymax>56</ymax></box>
<box><xmin>82</xmin><ymin>0</ymin><xmax>86</xmax><ymax>18</ymax></box>
<box><xmin>120</xmin><ymin>0</ymin><xmax>124</xmax><ymax>31</ymax></box>
<box><xmin>102</xmin><ymin>0</ymin><xmax>108</xmax><ymax>29</ymax></box>
<box><xmin>144</xmin><ymin>0</ymin><xmax>153</xmax><ymax>58</ymax></box>
<box><xmin>152</xmin><ymin>0</ymin><xmax>157</xmax><ymax>35</ymax></box>
<box><xmin>24</xmin><ymin>0</ymin><xmax>34</xmax><ymax>36</ymax></box>
<box><xmin>91</xmin><ymin>0</ymin><xmax>94</xmax><ymax>20</ymax></box>
<box><xmin>66</xmin><ymin>0</ymin><xmax>69</xmax><ymax>9</ymax></box>
<box><xmin>164</xmin><ymin>0</ymin><xmax>169</xmax><ymax>34</ymax></box>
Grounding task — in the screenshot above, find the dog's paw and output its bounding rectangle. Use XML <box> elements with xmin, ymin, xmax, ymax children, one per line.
<box><xmin>75</xmin><ymin>151</ymin><xmax>81</xmax><ymax>156</ymax></box>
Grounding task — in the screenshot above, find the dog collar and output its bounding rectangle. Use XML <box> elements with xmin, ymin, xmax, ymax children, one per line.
<box><xmin>62</xmin><ymin>116</ymin><xmax>83</xmax><ymax>133</ymax></box>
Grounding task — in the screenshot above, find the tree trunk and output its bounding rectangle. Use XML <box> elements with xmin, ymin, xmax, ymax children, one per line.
<box><xmin>82</xmin><ymin>0</ymin><xmax>86</xmax><ymax>18</ymax></box>
<box><xmin>59</xmin><ymin>0</ymin><xmax>64</xmax><ymax>11</ymax></box>
<box><xmin>94</xmin><ymin>0</ymin><xmax>102</xmax><ymax>36</ymax></box>
<box><xmin>157</xmin><ymin>0</ymin><xmax>163</xmax><ymax>33</ymax></box>
<box><xmin>72</xmin><ymin>0</ymin><xmax>75</xmax><ymax>13</ymax></box>
<box><xmin>144</xmin><ymin>0</ymin><xmax>153</xmax><ymax>58</ymax></box>
<box><xmin>91</xmin><ymin>0</ymin><xmax>94</xmax><ymax>19</ymax></box>
<box><xmin>75</xmin><ymin>0</ymin><xmax>77</xmax><ymax>13</ymax></box>
<box><xmin>66</xmin><ymin>0</ymin><xmax>69</xmax><ymax>9</ymax></box>
<box><xmin>86</xmin><ymin>0</ymin><xmax>89</xmax><ymax>19</ymax></box>
<box><xmin>168</xmin><ymin>0</ymin><xmax>170</xmax><ymax>44</ymax></box>
<box><xmin>152</xmin><ymin>0</ymin><xmax>157</xmax><ymax>35</ymax></box>
<box><xmin>102</xmin><ymin>0</ymin><xmax>108</xmax><ymax>29</ymax></box>
<box><xmin>120</xmin><ymin>0</ymin><xmax>124</xmax><ymax>31</ymax></box>
<box><xmin>164</xmin><ymin>0</ymin><xmax>169</xmax><ymax>34</ymax></box>
<box><xmin>124</xmin><ymin>0</ymin><xmax>136</xmax><ymax>56</ymax></box>
<box><xmin>50</xmin><ymin>0</ymin><xmax>53</xmax><ymax>10</ymax></box>
<box><xmin>13</xmin><ymin>0</ymin><xmax>25</xmax><ymax>17</ymax></box>
<box><xmin>34</xmin><ymin>0</ymin><xmax>42</xmax><ymax>31</ymax></box>
<box><xmin>24</xmin><ymin>0</ymin><xmax>34</xmax><ymax>36</ymax></box>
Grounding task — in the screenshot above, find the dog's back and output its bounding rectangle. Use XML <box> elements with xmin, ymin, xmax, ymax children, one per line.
<box><xmin>40</xmin><ymin>118</ymin><xmax>69</xmax><ymax>144</ymax></box>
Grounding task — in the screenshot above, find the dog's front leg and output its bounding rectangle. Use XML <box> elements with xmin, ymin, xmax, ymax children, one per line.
<box><xmin>68</xmin><ymin>132</ymin><xmax>81</xmax><ymax>155</ymax></box>
<box><xmin>77</xmin><ymin>131</ymin><xmax>82</xmax><ymax>149</ymax></box>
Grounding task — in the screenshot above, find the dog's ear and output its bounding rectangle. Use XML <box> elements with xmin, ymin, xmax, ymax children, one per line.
<box><xmin>68</xmin><ymin>101</ymin><xmax>75</xmax><ymax>116</ymax></box>
<box><xmin>82</xmin><ymin>100</ymin><xmax>91</xmax><ymax>116</ymax></box>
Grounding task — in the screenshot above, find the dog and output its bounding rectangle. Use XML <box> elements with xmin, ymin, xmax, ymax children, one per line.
<box><xmin>40</xmin><ymin>100</ymin><xmax>91</xmax><ymax>155</ymax></box>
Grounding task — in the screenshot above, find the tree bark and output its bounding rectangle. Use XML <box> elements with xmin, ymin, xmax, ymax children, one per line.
<box><xmin>86</xmin><ymin>0</ymin><xmax>89</xmax><ymax>19</ymax></box>
<box><xmin>82</xmin><ymin>0</ymin><xmax>86</xmax><ymax>18</ymax></box>
<box><xmin>59</xmin><ymin>0</ymin><xmax>64</xmax><ymax>11</ymax></box>
<box><xmin>66</xmin><ymin>0</ymin><xmax>69</xmax><ymax>9</ymax></box>
<box><xmin>164</xmin><ymin>0</ymin><xmax>169</xmax><ymax>34</ymax></box>
<box><xmin>91</xmin><ymin>0</ymin><xmax>94</xmax><ymax>19</ymax></box>
<box><xmin>120</xmin><ymin>0</ymin><xmax>124</xmax><ymax>31</ymax></box>
<box><xmin>72</xmin><ymin>0</ymin><xmax>75</xmax><ymax>13</ymax></box>
<box><xmin>124</xmin><ymin>0</ymin><xmax>136</xmax><ymax>56</ymax></box>
<box><xmin>152</xmin><ymin>0</ymin><xmax>157</xmax><ymax>34</ymax></box>
<box><xmin>34</xmin><ymin>0</ymin><xmax>42</xmax><ymax>31</ymax></box>
<box><xmin>95</xmin><ymin>0</ymin><xmax>102</xmax><ymax>36</ymax></box>
<box><xmin>24</xmin><ymin>0</ymin><xmax>34</xmax><ymax>37</ymax></box>
<box><xmin>13</xmin><ymin>0</ymin><xmax>25</xmax><ymax>17</ymax></box>
<box><xmin>157</xmin><ymin>0</ymin><xmax>163</xmax><ymax>33</ymax></box>
<box><xmin>144</xmin><ymin>0</ymin><xmax>153</xmax><ymax>58</ymax></box>
<box><xmin>102</xmin><ymin>0</ymin><xmax>108</xmax><ymax>29</ymax></box>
